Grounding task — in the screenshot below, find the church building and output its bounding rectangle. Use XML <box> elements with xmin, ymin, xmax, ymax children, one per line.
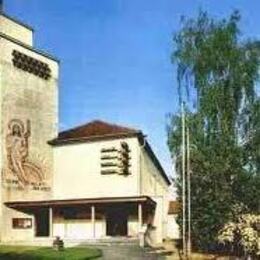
<box><xmin>0</xmin><ymin>7</ymin><xmax>176</xmax><ymax>246</ymax></box>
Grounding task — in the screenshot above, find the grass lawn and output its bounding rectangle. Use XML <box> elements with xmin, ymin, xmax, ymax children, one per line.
<box><xmin>0</xmin><ymin>246</ymin><xmax>102</xmax><ymax>260</ymax></box>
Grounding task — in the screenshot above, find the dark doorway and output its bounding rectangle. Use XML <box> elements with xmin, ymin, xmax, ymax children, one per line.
<box><xmin>106</xmin><ymin>207</ymin><xmax>128</xmax><ymax>236</ymax></box>
<box><xmin>35</xmin><ymin>208</ymin><xmax>49</xmax><ymax>237</ymax></box>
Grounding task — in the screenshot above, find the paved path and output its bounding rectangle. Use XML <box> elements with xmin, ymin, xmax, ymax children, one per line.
<box><xmin>90</xmin><ymin>245</ymin><xmax>166</xmax><ymax>260</ymax></box>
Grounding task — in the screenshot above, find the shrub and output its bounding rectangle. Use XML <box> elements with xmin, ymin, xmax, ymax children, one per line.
<box><xmin>218</xmin><ymin>214</ymin><xmax>260</xmax><ymax>257</ymax></box>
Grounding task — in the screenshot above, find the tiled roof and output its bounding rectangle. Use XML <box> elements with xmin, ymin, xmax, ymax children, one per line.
<box><xmin>168</xmin><ymin>201</ymin><xmax>180</xmax><ymax>215</ymax></box>
<box><xmin>49</xmin><ymin>120</ymin><xmax>142</xmax><ymax>144</ymax></box>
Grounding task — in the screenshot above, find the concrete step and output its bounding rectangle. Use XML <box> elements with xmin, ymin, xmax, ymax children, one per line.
<box><xmin>0</xmin><ymin>238</ymin><xmax>139</xmax><ymax>247</ymax></box>
<box><xmin>69</xmin><ymin>238</ymin><xmax>139</xmax><ymax>247</ymax></box>
<box><xmin>145</xmin><ymin>246</ymin><xmax>174</xmax><ymax>257</ymax></box>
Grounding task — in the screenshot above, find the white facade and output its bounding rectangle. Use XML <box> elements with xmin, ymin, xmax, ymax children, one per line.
<box><xmin>0</xmin><ymin>11</ymin><xmax>175</xmax><ymax>246</ymax></box>
<box><xmin>48</xmin><ymin>134</ymin><xmax>171</xmax><ymax>244</ymax></box>
<box><xmin>53</xmin><ymin>137</ymin><xmax>140</xmax><ymax>199</ymax></box>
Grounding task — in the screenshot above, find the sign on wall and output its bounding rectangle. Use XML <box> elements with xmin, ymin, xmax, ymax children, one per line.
<box><xmin>12</xmin><ymin>218</ymin><xmax>32</xmax><ymax>229</ymax></box>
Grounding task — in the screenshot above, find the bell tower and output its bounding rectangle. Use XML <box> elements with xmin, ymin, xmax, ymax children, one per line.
<box><xmin>0</xmin><ymin>5</ymin><xmax>59</xmax><ymax>201</ymax></box>
<box><xmin>0</xmin><ymin>3</ymin><xmax>59</xmax><ymax>241</ymax></box>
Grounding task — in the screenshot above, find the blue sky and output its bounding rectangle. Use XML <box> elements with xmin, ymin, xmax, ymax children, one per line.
<box><xmin>5</xmin><ymin>1</ymin><xmax>260</xmax><ymax>177</ymax></box>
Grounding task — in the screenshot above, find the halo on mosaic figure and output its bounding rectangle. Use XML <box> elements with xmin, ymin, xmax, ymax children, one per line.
<box><xmin>8</xmin><ymin>119</ymin><xmax>25</xmax><ymax>134</ymax></box>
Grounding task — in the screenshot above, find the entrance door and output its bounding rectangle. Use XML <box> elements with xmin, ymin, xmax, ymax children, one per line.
<box><xmin>35</xmin><ymin>208</ymin><xmax>49</xmax><ymax>237</ymax></box>
<box><xmin>106</xmin><ymin>208</ymin><xmax>127</xmax><ymax>236</ymax></box>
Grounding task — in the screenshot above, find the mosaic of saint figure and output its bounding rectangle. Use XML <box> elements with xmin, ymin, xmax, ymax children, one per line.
<box><xmin>6</xmin><ymin>119</ymin><xmax>44</xmax><ymax>187</ymax></box>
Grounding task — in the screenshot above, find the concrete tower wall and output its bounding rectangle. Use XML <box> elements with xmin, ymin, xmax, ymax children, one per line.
<box><xmin>0</xmin><ymin>14</ymin><xmax>59</xmax><ymax>241</ymax></box>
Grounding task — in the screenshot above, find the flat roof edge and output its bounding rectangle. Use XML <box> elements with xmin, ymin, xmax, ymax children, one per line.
<box><xmin>1</xmin><ymin>12</ymin><xmax>34</xmax><ymax>31</ymax></box>
<box><xmin>0</xmin><ymin>32</ymin><xmax>60</xmax><ymax>63</ymax></box>
<box><xmin>5</xmin><ymin>196</ymin><xmax>156</xmax><ymax>208</ymax></box>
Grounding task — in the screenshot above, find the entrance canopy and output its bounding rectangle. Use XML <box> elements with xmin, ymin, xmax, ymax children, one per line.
<box><xmin>5</xmin><ymin>196</ymin><xmax>156</xmax><ymax>239</ymax></box>
<box><xmin>5</xmin><ymin>195</ymin><xmax>156</xmax><ymax>210</ymax></box>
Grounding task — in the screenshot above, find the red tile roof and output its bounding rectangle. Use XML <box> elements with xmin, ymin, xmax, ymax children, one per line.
<box><xmin>49</xmin><ymin>120</ymin><xmax>142</xmax><ymax>144</ymax></box>
<box><xmin>48</xmin><ymin>120</ymin><xmax>171</xmax><ymax>185</ymax></box>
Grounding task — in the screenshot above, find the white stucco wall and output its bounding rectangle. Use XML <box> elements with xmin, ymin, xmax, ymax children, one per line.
<box><xmin>167</xmin><ymin>214</ymin><xmax>180</xmax><ymax>239</ymax></box>
<box><xmin>0</xmin><ymin>19</ymin><xmax>58</xmax><ymax>241</ymax></box>
<box><xmin>140</xmin><ymin>148</ymin><xmax>170</xmax><ymax>243</ymax></box>
<box><xmin>128</xmin><ymin>215</ymin><xmax>139</xmax><ymax>237</ymax></box>
<box><xmin>0</xmin><ymin>14</ymin><xmax>33</xmax><ymax>46</ymax></box>
<box><xmin>53</xmin><ymin>137</ymin><xmax>140</xmax><ymax>199</ymax></box>
<box><xmin>53</xmin><ymin>218</ymin><xmax>105</xmax><ymax>239</ymax></box>
<box><xmin>0</xmin><ymin>207</ymin><xmax>35</xmax><ymax>242</ymax></box>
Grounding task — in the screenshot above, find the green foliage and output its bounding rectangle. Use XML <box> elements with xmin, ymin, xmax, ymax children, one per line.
<box><xmin>168</xmin><ymin>10</ymin><xmax>260</xmax><ymax>252</ymax></box>
<box><xmin>0</xmin><ymin>246</ymin><xmax>102</xmax><ymax>260</ymax></box>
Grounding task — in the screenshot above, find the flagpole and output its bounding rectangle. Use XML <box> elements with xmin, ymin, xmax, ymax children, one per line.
<box><xmin>181</xmin><ymin>102</ymin><xmax>186</xmax><ymax>258</ymax></box>
<box><xmin>187</xmin><ymin>125</ymin><xmax>191</xmax><ymax>258</ymax></box>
